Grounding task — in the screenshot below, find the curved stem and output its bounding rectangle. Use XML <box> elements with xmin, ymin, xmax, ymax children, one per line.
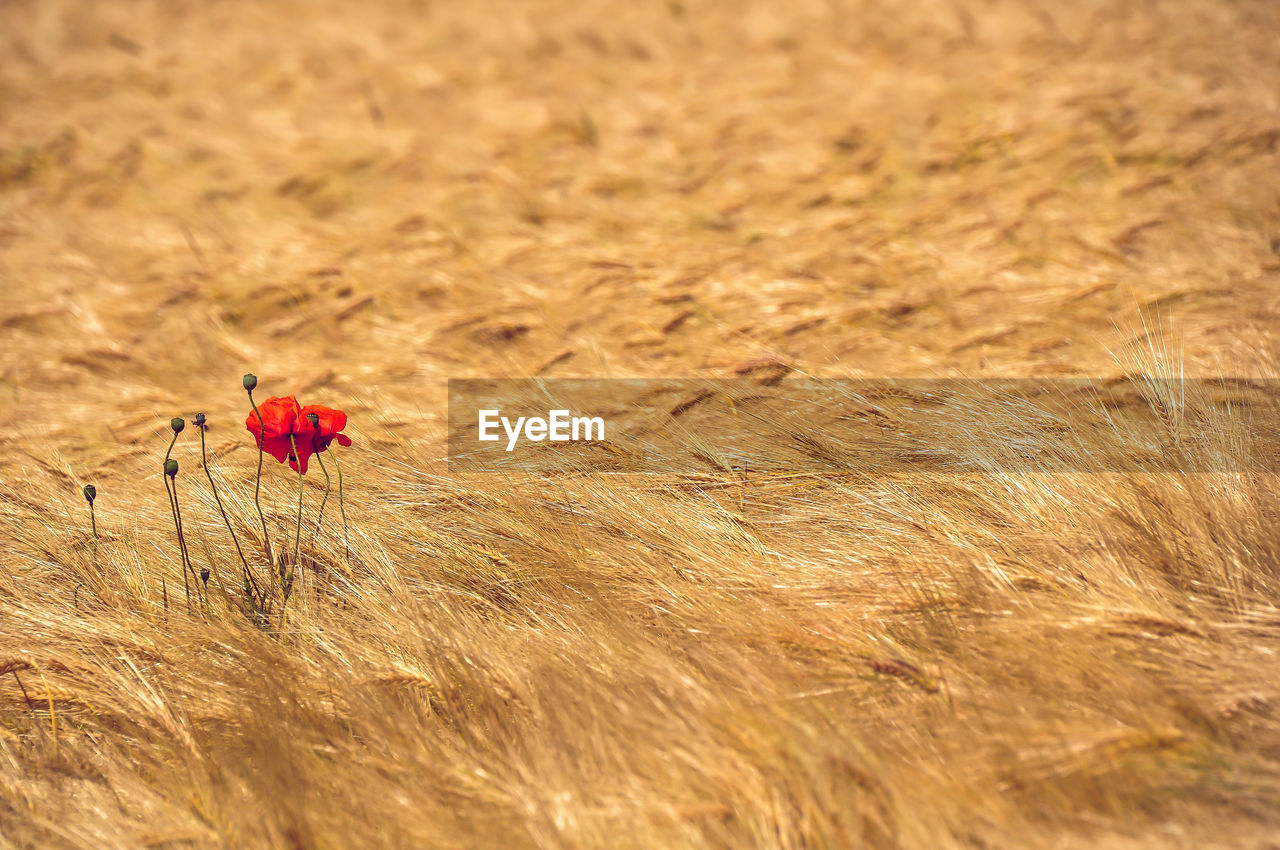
<box><xmin>165</xmin><ymin>475</ymin><xmax>190</xmax><ymax>612</ymax></box>
<box><xmin>89</xmin><ymin>503</ymin><xmax>98</xmax><ymax>568</ymax></box>
<box><xmin>200</xmin><ymin>425</ymin><xmax>260</xmax><ymax>607</ymax></box>
<box><xmin>162</xmin><ymin>426</ymin><xmax>190</xmax><ymax>610</ymax></box>
<box><xmin>331</xmin><ymin>447</ymin><xmax>349</xmax><ymax>564</ymax></box>
<box><xmin>247</xmin><ymin>391</ymin><xmax>275</xmax><ymax>572</ymax></box>
<box><xmin>285</xmin><ymin>434</ymin><xmax>305</xmax><ymax>604</ymax></box>
<box><xmin>311</xmin><ymin>450</ymin><xmax>331</xmax><ymax>545</ymax></box>
<box><xmin>171</xmin><ymin>477</ymin><xmax>202</xmax><ymax>609</ymax></box>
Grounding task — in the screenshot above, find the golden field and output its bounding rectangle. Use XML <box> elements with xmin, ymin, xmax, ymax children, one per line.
<box><xmin>2</xmin><ymin>0</ymin><xmax>1280</xmax><ymax>846</ymax></box>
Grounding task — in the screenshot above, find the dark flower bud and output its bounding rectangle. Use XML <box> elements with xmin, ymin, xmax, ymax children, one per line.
<box><xmin>194</xmin><ymin>413</ymin><xmax>207</xmax><ymax>429</ymax></box>
<box><xmin>164</xmin><ymin>459</ymin><xmax>179</xmax><ymax>478</ymax></box>
<box><xmin>200</xmin><ymin>567</ymin><xmax>210</xmax><ymax>584</ymax></box>
<box><xmin>171</xmin><ymin>417</ymin><xmax>185</xmax><ymax>434</ymax></box>
<box><xmin>83</xmin><ymin>484</ymin><xmax>96</xmax><ymax>504</ymax></box>
<box><xmin>243</xmin><ymin>373</ymin><xmax>258</xmax><ymax>392</ymax></box>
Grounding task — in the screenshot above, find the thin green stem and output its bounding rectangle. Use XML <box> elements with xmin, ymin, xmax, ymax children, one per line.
<box><xmin>286</xmin><ymin>434</ymin><xmax>305</xmax><ymax>603</ymax></box>
<box><xmin>331</xmin><ymin>447</ymin><xmax>348</xmax><ymax>564</ymax></box>
<box><xmin>247</xmin><ymin>391</ymin><xmax>275</xmax><ymax>572</ymax></box>
<box><xmin>162</xmin><ymin>429</ymin><xmax>188</xmax><ymax>607</ymax></box>
<box><xmin>311</xmin><ymin>450</ymin><xmax>331</xmax><ymax>545</ymax></box>
<box><xmin>164</xmin><ymin>475</ymin><xmax>190</xmax><ymax>612</ymax></box>
<box><xmin>200</xmin><ymin>425</ymin><xmax>260</xmax><ymax>607</ymax></box>
<box><xmin>89</xmin><ymin>503</ymin><xmax>98</xmax><ymax>567</ymax></box>
<box><xmin>171</xmin><ymin>477</ymin><xmax>203</xmax><ymax>609</ymax></box>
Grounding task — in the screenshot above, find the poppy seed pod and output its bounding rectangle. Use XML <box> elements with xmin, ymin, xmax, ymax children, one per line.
<box><xmin>194</xmin><ymin>413</ymin><xmax>207</xmax><ymax>429</ymax></box>
<box><xmin>164</xmin><ymin>459</ymin><xmax>179</xmax><ymax>478</ymax></box>
<box><xmin>306</xmin><ymin>412</ymin><xmax>320</xmax><ymax>427</ymax></box>
<box><xmin>243</xmin><ymin>373</ymin><xmax>258</xmax><ymax>392</ymax></box>
<box><xmin>171</xmin><ymin>417</ymin><xmax>185</xmax><ymax>434</ymax></box>
<box><xmin>83</xmin><ymin>484</ymin><xmax>96</xmax><ymax>504</ymax></box>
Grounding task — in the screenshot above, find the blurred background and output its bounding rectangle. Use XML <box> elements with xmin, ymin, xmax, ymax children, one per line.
<box><xmin>2</xmin><ymin>0</ymin><xmax>1277</xmax><ymax>480</ymax></box>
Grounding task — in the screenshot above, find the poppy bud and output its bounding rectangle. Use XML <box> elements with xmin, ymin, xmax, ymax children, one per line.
<box><xmin>83</xmin><ymin>484</ymin><xmax>96</xmax><ymax>504</ymax></box>
<box><xmin>200</xmin><ymin>567</ymin><xmax>210</xmax><ymax>584</ymax></box>
<box><xmin>243</xmin><ymin>373</ymin><xmax>258</xmax><ymax>392</ymax></box>
<box><xmin>194</xmin><ymin>413</ymin><xmax>207</xmax><ymax>429</ymax></box>
<box><xmin>164</xmin><ymin>459</ymin><xmax>179</xmax><ymax>478</ymax></box>
<box><xmin>171</xmin><ymin>417</ymin><xmax>185</xmax><ymax>434</ymax></box>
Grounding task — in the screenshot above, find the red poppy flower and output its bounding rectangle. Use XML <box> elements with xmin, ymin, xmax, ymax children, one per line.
<box><xmin>245</xmin><ymin>395</ymin><xmax>305</xmax><ymax>471</ymax></box>
<box><xmin>300</xmin><ymin>404</ymin><xmax>352</xmax><ymax>454</ymax></box>
<box><xmin>289</xmin><ymin>405</ymin><xmax>351</xmax><ymax>474</ymax></box>
<box><xmin>247</xmin><ymin>397</ymin><xmax>351</xmax><ymax>475</ymax></box>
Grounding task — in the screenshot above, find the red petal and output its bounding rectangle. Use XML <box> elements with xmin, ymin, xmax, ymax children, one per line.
<box><xmin>261</xmin><ymin>435</ymin><xmax>293</xmax><ymax>465</ymax></box>
<box><xmin>248</xmin><ymin>396</ymin><xmax>301</xmax><ymax>440</ymax></box>
<box><xmin>245</xmin><ymin>410</ymin><xmax>264</xmax><ymax>439</ymax></box>
<box><xmin>300</xmin><ymin>404</ymin><xmax>348</xmax><ymax>441</ymax></box>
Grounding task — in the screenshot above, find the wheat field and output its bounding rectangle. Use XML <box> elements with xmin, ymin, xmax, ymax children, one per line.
<box><xmin>2</xmin><ymin>0</ymin><xmax>1280</xmax><ymax>847</ymax></box>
